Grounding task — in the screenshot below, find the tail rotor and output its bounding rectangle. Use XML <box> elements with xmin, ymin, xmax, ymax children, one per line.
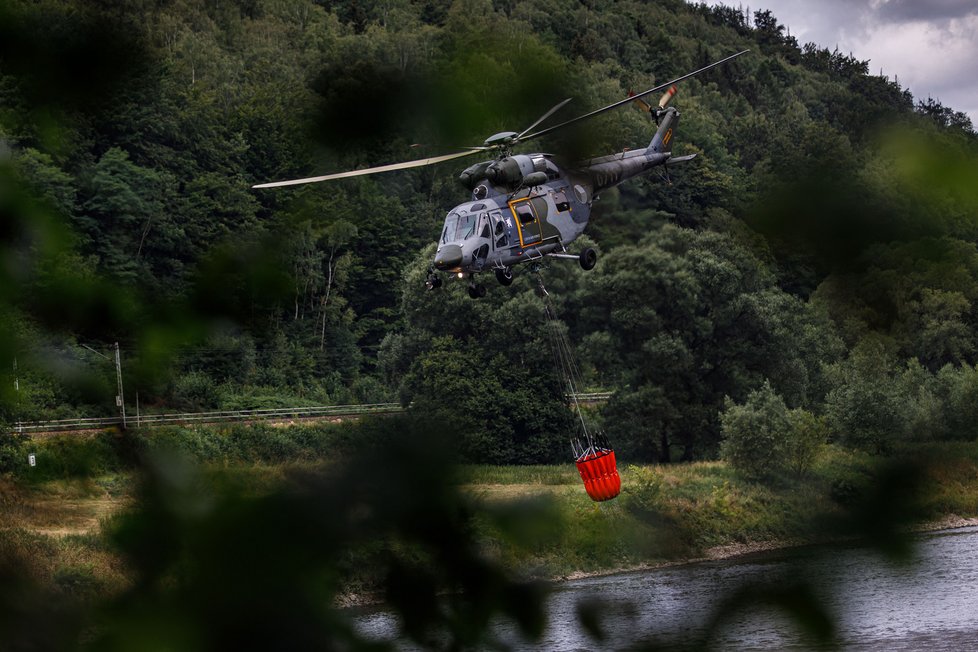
<box><xmin>658</xmin><ymin>84</ymin><xmax>677</xmax><ymax>110</ymax></box>
<box><xmin>630</xmin><ymin>85</ymin><xmax>678</xmax><ymax>125</ymax></box>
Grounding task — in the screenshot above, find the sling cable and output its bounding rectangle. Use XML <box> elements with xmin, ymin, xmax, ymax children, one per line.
<box><xmin>537</xmin><ymin>276</ymin><xmax>620</xmax><ymax>502</ymax></box>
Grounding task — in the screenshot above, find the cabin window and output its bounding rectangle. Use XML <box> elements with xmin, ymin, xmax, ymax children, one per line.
<box><xmin>477</xmin><ymin>212</ymin><xmax>491</xmax><ymax>239</ymax></box>
<box><xmin>492</xmin><ymin>213</ymin><xmax>507</xmax><ymax>246</ymax></box>
<box><xmin>515</xmin><ymin>202</ymin><xmax>535</xmax><ymax>226</ymax></box>
<box><xmin>554</xmin><ymin>190</ymin><xmax>570</xmax><ymax>212</ymax></box>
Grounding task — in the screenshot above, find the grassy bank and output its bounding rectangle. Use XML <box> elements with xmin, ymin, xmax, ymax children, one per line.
<box><xmin>458</xmin><ymin>442</ymin><xmax>978</xmax><ymax>578</ymax></box>
<box><xmin>4</xmin><ymin>422</ymin><xmax>978</xmax><ymax>607</ymax></box>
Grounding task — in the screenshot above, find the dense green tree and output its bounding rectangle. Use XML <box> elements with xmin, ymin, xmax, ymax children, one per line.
<box><xmin>917</xmin><ymin>96</ymin><xmax>974</xmax><ymax>133</ymax></box>
<box><xmin>12</xmin><ymin>148</ymin><xmax>77</xmax><ymax>218</ymax></box>
<box><xmin>823</xmin><ymin>338</ymin><xmax>908</xmax><ymax>453</ymax></box>
<box><xmin>934</xmin><ymin>363</ymin><xmax>978</xmax><ymax>441</ymax></box>
<box><xmin>387</xmin><ymin>247</ymin><xmax>579</xmax><ymax>464</ymax></box>
<box><xmin>580</xmin><ymin>224</ymin><xmax>843</xmax><ymax>461</ymax></box>
<box><xmin>813</xmin><ymin>237</ymin><xmax>978</xmax><ymax>368</ymax></box>
<box><xmin>77</xmin><ymin>147</ymin><xmax>175</xmax><ymax>286</ymax></box>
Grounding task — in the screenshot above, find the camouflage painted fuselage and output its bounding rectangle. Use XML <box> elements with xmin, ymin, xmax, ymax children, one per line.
<box><xmin>432</xmin><ymin>107</ymin><xmax>688</xmax><ymax>276</ymax></box>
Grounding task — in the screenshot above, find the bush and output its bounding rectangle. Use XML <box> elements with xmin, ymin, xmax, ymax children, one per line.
<box><xmin>25</xmin><ymin>434</ymin><xmax>122</xmax><ymax>483</ymax></box>
<box><xmin>785</xmin><ymin>409</ymin><xmax>827</xmax><ymax>476</ymax></box>
<box><xmin>720</xmin><ymin>381</ymin><xmax>791</xmax><ymax>479</ymax></box>
<box><xmin>823</xmin><ymin>342</ymin><xmax>907</xmax><ymax>453</ymax></box>
<box><xmin>137</xmin><ymin>426</ymin><xmax>228</xmax><ymax>463</ymax></box>
<box><xmin>0</xmin><ymin>432</ymin><xmax>29</xmax><ymax>475</ymax></box>
<box><xmin>935</xmin><ymin>363</ymin><xmax>978</xmax><ymax>440</ymax></box>
<box><xmin>225</xmin><ymin>423</ymin><xmax>301</xmax><ymax>464</ymax></box>
<box><xmin>170</xmin><ymin>371</ymin><xmax>219</xmax><ymax>411</ymax></box>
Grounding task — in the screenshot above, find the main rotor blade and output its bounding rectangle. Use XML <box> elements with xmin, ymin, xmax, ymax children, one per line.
<box><xmin>520</xmin><ymin>49</ymin><xmax>749</xmax><ymax>143</ymax></box>
<box><xmin>252</xmin><ymin>149</ymin><xmax>483</xmax><ymax>189</ymax></box>
<box><xmin>517</xmin><ymin>97</ymin><xmax>573</xmax><ymax>140</ymax></box>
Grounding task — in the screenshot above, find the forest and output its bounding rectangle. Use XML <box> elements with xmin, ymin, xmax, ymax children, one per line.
<box><xmin>2</xmin><ymin>0</ymin><xmax>978</xmax><ymax>469</ymax></box>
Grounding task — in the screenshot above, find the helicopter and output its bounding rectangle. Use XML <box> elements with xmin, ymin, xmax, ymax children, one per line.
<box><xmin>254</xmin><ymin>50</ymin><xmax>748</xmax><ymax>299</ymax></box>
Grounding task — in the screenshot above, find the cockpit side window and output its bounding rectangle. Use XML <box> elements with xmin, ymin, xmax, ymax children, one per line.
<box><xmin>491</xmin><ymin>212</ymin><xmax>509</xmax><ymax>248</ymax></box>
<box><xmin>456</xmin><ymin>212</ymin><xmax>476</xmax><ymax>240</ymax></box>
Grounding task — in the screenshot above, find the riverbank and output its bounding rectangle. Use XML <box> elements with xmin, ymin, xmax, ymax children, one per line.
<box><xmin>456</xmin><ymin>442</ymin><xmax>978</xmax><ymax>585</ymax></box>
<box><xmin>698</xmin><ymin>513</ymin><xmax>978</xmax><ymax>564</ymax></box>
<box><xmin>4</xmin><ymin>433</ymin><xmax>978</xmax><ymax>610</ymax></box>
<box><xmin>556</xmin><ymin>514</ymin><xmax>978</xmax><ymax>585</ymax></box>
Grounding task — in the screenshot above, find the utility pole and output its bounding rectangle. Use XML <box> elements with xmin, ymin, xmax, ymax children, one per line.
<box><xmin>114</xmin><ymin>342</ymin><xmax>126</xmax><ymax>429</ymax></box>
<box><xmin>13</xmin><ymin>357</ymin><xmax>21</xmax><ymax>433</ymax></box>
<box><xmin>81</xmin><ymin>342</ymin><xmax>126</xmax><ymax>429</ymax></box>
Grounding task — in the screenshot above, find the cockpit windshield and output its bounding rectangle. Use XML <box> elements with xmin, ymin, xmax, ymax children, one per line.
<box><xmin>441</xmin><ymin>211</ymin><xmax>478</xmax><ymax>243</ymax></box>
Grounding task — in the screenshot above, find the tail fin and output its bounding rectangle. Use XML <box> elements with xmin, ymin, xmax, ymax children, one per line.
<box><xmin>649</xmin><ymin>107</ymin><xmax>679</xmax><ymax>154</ymax></box>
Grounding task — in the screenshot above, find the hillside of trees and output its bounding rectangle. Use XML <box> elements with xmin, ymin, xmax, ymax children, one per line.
<box><xmin>2</xmin><ymin>0</ymin><xmax>977</xmax><ymax>466</ymax></box>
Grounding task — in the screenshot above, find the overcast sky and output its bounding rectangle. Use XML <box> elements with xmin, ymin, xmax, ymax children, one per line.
<box><xmin>710</xmin><ymin>0</ymin><xmax>978</xmax><ymax>125</ymax></box>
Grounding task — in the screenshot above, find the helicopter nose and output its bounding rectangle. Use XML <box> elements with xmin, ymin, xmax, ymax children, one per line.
<box><xmin>434</xmin><ymin>244</ymin><xmax>463</xmax><ymax>270</ymax></box>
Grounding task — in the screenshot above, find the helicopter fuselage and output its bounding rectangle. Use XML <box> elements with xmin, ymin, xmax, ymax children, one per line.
<box><xmin>433</xmin><ymin>154</ymin><xmax>589</xmax><ymax>275</ymax></box>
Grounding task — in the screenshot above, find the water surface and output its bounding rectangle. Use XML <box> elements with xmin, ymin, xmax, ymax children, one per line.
<box><xmin>355</xmin><ymin>526</ymin><xmax>978</xmax><ymax>650</ymax></box>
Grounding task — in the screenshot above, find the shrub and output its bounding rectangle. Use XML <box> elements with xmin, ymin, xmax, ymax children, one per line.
<box><xmin>0</xmin><ymin>430</ymin><xmax>30</xmax><ymax>475</ymax></box>
<box><xmin>26</xmin><ymin>434</ymin><xmax>122</xmax><ymax>483</ymax></box>
<box><xmin>225</xmin><ymin>423</ymin><xmax>300</xmax><ymax>464</ymax></box>
<box><xmin>170</xmin><ymin>371</ymin><xmax>219</xmax><ymax>411</ymax></box>
<box><xmin>138</xmin><ymin>426</ymin><xmax>228</xmax><ymax>463</ymax></box>
<box><xmin>720</xmin><ymin>381</ymin><xmax>791</xmax><ymax>479</ymax></box>
<box><xmin>935</xmin><ymin>363</ymin><xmax>978</xmax><ymax>440</ymax></box>
<box><xmin>823</xmin><ymin>342</ymin><xmax>906</xmax><ymax>453</ymax></box>
<box><xmin>785</xmin><ymin>409</ymin><xmax>827</xmax><ymax>477</ymax></box>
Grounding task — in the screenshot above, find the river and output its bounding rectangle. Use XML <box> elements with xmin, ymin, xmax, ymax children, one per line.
<box><xmin>354</xmin><ymin>525</ymin><xmax>978</xmax><ymax>650</ymax></box>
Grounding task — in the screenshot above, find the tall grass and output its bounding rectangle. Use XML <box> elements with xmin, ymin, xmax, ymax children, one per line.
<box><xmin>457</xmin><ymin>465</ymin><xmax>580</xmax><ymax>486</ymax></box>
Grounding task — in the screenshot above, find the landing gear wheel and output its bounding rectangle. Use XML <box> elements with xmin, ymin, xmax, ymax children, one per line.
<box><xmin>579</xmin><ymin>247</ymin><xmax>597</xmax><ymax>271</ymax></box>
<box><xmin>495</xmin><ymin>268</ymin><xmax>514</xmax><ymax>286</ymax></box>
<box><xmin>467</xmin><ymin>283</ymin><xmax>487</xmax><ymax>299</ymax></box>
<box><xmin>425</xmin><ymin>274</ymin><xmax>442</xmax><ymax>290</ymax></box>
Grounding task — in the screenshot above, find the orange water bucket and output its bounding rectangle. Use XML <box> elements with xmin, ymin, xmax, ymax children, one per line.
<box><xmin>575</xmin><ymin>449</ymin><xmax>621</xmax><ymax>501</ymax></box>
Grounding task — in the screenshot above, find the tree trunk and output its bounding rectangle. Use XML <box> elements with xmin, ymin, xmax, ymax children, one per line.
<box><xmin>659</xmin><ymin>430</ymin><xmax>671</xmax><ymax>463</ymax></box>
<box><xmin>320</xmin><ymin>247</ymin><xmax>336</xmax><ymax>351</ymax></box>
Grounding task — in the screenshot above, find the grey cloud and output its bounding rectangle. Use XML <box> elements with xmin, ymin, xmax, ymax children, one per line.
<box><xmin>710</xmin><ymin>0</ymin><xmax>978</xmax><ymax>124</ymax></box>
<box><xmin>875</xmin><ymin>0</ymin><xmax>978</xmax><ymax>23</ymax></box>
